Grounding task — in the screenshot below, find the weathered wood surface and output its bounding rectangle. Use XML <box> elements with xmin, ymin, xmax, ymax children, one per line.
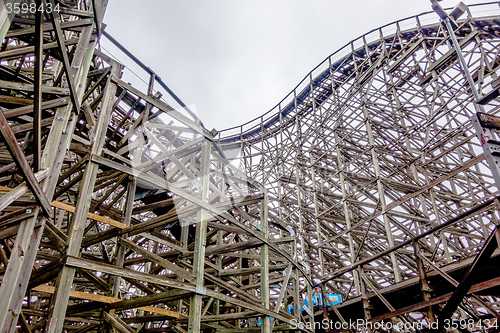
<box><xmin>1</xmin><ymin>1</ymin><xmax>500</xmax><ymax>332</ymax></box>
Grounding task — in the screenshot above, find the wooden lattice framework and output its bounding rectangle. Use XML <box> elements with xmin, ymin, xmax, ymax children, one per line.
<box><xmin>2</xmin><ymin>0</ymin><xmax>500</xmax><ymax>332</ymax></box>
<box><xmin>216</xmin><ymin>1</ymin><xmax>500</xmax><ymax>332</ymax></box>
<box><xmin>0</xmin><ymin>0</ymin><xmax>310</xmax><ymax>332</ymax></box>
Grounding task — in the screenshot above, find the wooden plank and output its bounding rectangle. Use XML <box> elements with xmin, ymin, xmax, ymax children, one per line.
<box><xmin>3</xmin><ymin>98</ymin><xmax>69</xmax><ymax>119</ymax></box>
<box><xmin>0</xmin><ymin>79</ymin><xmax>69</xmax><ymax>95</ymax></box>
<box><xmin>32</xmin><ymin>285</ymin><xmax>184</xmax><ymax>318</ymax></box>
<box><xmin>50</xmin><ymin>201</ymin><xmax>126</xmax><ymax>229</ymax></box>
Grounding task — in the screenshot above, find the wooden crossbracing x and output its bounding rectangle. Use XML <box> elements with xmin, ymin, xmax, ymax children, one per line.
<box><xmin>0</xmin><ymin>0</ymin><xmax>305</xmax><ymax>332</ymax></box>
<box><xmin>217</xmin><ymin>1</ymin><xmax>500</xmax><ymax>331</ymax></box>
<box><xmin>2</xmin><ymin>1</ymin><xmax>500</xmax><ymax>332</ymax></box>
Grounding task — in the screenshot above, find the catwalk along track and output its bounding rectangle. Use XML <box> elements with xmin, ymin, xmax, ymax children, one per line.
<box><xmin>1</xmin><ymin>0</ymin><xmax>500</xmax><ymax>332</ymax></box>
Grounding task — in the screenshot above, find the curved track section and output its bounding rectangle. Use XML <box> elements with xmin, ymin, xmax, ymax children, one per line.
<box><xmin>217</xmin><ymin>1</ymin><xmax>500</xmax><ymax>326</ymax></box>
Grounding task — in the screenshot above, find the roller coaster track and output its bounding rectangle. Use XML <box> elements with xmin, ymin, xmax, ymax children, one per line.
<box><xmin>1</xmin><ymin>1</ymin><xmax>500</xmax><ymax>332</ymax></box>
<box><xmin>216</xmin><ymin>1</ymin><xmax>500</xmax><ymax>328</ymax></box>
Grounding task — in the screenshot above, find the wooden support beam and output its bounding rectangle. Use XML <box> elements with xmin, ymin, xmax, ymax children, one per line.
<box><xmin>90</xmin><ymin>154</ymin><xmax>311</xmax><ymax>283</ymax></box>
<box><xmin>33</xmin><ymin>285</ymin><xmax>183</xmax><ymax>318</ymax></box>
<box><xmin>0</xmin><ymin>110</ymin><xmax>52</xmax><ymax>218</ymax></box>
<box><xmin>118</xmin><ymin>237</ymin><xmax>193</xmax><ymax>281</ymax></box>
<box><xmin>370</xmin><ymin>275</ymin><xmax>500</xmax><ymax>322</ymax></box>
<box><xmin>103</xmin><ymin>312</ymin><xmax>135</xmax><ymax>333</ymax></box>
<box><xmin>47</xmin><ymin>0</ymin><xmax>80</xmax><ymax>113</ymax></box>
<box><xmin>0</xmin><ymin>79</ymin><xmax>69</xmax><ymax>95</ymax></box>
<box><xmin>65</xmin><ymin>256</ymin><xmax>295</xmax><ymax>324</ymax></box>
<box><xmin>319</xmin><ymin>195</ymin><xmax>498</xmax><ymax>285</ymax></box>
<box><xmin>3</xmin><ymin>98</ymin><xmax>69</xmax><ymax>119</ymax></box>
<box><xmin>260</xmin><ymin>190</ymin><xmax>270</xmax><ymax>333</ymax></box>
<box><xmin>33</xmin><ymin>0</ymin><xmax>43</xmax><ymax>172</ymax></box>
<box><xmin>108</xmin><ymin>289</ymin><xmax>191</xmax><ymax>313</ymax></box>
<box><xmin>46</xmin><ymin>61</ymin><xmax>122</xmax><ymax>333</ymax></box>
<box><xmin>0</xmin><ymin>169</ymin><xmax>48</xmax><ymax>211</ymax></box>
<box><xmin>50</xmin><ymin>200</ymin><xmax>126</xmax><ymax>229</ymax></box>
<box><xmin>188</xmin><ymin>139</ymin><xmax>211</xmax><ymax>333</ymax></box>
<box><xmin>417</xmin><ymin>252</ymin><xmax>500</xmax><ymax>320</ymax></box>
<box><xmin>437</xmin><ymin>225</ymin><xmax>499</xmax><ymax>328</ymax></box>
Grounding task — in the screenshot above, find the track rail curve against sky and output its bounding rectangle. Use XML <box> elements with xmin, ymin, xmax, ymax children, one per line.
<box><xmin>216</xmin><ymin>1</ymin><xmax>500</xmax><ymax>145</ymax></box>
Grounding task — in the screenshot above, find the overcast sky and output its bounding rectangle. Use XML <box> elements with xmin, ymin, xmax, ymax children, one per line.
<box><xmin>102</xmin><ymin>0</ymin><xmax>491</xmax><ymax>131</ymax></box>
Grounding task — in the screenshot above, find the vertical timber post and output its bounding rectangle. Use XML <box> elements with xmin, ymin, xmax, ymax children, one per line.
<box><xmin>362</xmin><ymin>103</ymin><xmax>401</xmax><ymax>282</ymax></box>
<box><xmin>33</xmin><ymin>0</ymin><xmax>43</xmax><ymax>172</ymax></box>
<box><xmin>0</xmin><ymin>6</ymin><xmax>104</xmax><ymax>331</ymax></box>
<box><xmin>413</xmin><ymin>241</ymin><xmax>435</xmax><ymax>324</ymax></box>
<box><xmin>46</xmin><ymin>60</ymin><xmax>122</xmax><ymax>333</ymax></box>
<box><xmin>260</xmin><ymin>190</ymin><xmax>270</xmax><ymax>333</ymax></box>
<box><xmin>188</xmin><ymin>139</ymin><xmax>211</xmax><ymax>333</ymax></box>
<box><xmin>334</xmin><ymin>130</ymin><xmax>362</xmax><ymax>295</ymax></box>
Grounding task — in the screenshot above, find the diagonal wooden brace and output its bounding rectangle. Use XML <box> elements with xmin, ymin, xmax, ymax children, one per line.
<box><xmin>0</xmin><ymin>111</ymin><xmax>52</xmax><ymax>218</ymax></box>
<box><xmin>48</xmin><ymin>0</ymin><xmax>81</xmax><ymax>114</ymax></box>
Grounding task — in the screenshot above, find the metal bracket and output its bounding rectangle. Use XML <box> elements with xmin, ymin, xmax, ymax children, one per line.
<box><xmin>253</xmin><ymin>221</ymin><xmax>263</xmax><ymax>232</ymax></box>
<box><xmin>302</xmin><ymin>303</ymin><xmax>314</xmax><ymax>317</ymax></box>
<box><xmin>283</xmin><ymin>267</ymin><xmax>297</xmax><ymax>280</ymax></box>
<box><xmin>195</xmin><ymin>285</ymin><xmax>206</xmax><ymax>295</ymax></box>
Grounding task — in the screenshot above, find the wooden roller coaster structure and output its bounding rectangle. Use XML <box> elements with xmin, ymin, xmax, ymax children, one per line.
<box><xmin>1</xmin><ymin>0</ymin><xmax>500</xmax><ymax>332</ymax></box>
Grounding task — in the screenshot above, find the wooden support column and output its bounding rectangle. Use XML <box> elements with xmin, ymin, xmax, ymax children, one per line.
<box><xmin>321</xmin><ymin>284</ymin><xmax>329</xmax><ymax>322</ymax></box>
<box><xmin>33</xmin><ymin>0</ymin><xmax>43</xmax><ymax>172</ymax></box>
<box><xmin>212</xmin><ymin>229</ymin><xmax>223</xmax><ymax>318</ymax></box>
<box><xmin>46</xmin><ymin>61</ymin><xmax>122</xmax><ymax>333</ymax></box>
<box><xmin>359</xmin><ymin>266</ymin><xmax>372</xmax><ymax>333</ymax></box>
<box><xmin>260</xmin><ymin>190</ymin><xmax>270</xmax><ymax>333</ymax></box>
<box><xmin>437</xmin><ymin>225</ymin><xmax>499</xmax><ymax>329</ymax></box>
<box><xmin>48</xmin><ymin>0</ymin><xmax>81</xmax><ymax>113</ymax></box>
<box><xmin>187</xmin><ymin>139</ymin><xmax>211</xmax><ymax>333</ymax></box>
<box><xmin>309</xmin><ymin>76</ymin><xmax>325</xmax><ymax>277</ymax></box>
<box><xmin>362</xmin><ymin>104</ymin><xmax>401</xmax><ymax>282</ymax></box>
<box><xmin>0</xmin><ymin>222</ymin><xmax>44</xmax><ymax>331</ymax></box>
<box><xmin>413</xmin><ymin>241</ymin><xmax>435</xmax><ymax>324</ymax></box>
<box><xmin>294</xmin><ymin>112</ymin><xmax>314</xmax><ymax>330</ymax></box>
